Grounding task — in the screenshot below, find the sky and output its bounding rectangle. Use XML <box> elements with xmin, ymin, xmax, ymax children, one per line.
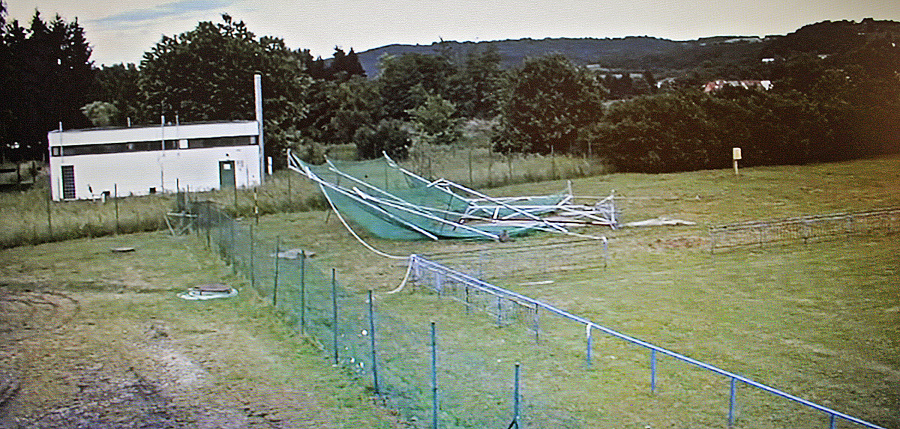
<box><xmin>5</xmin><ymin>0</ymin><xmax>900</xmax><ymax>66</ymax></box>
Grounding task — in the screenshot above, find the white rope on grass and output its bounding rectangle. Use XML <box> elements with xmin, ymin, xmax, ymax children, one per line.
<box><xmin>387</xmin><ymin>255</ymin><xmax>416</xmax><ymax>294</ymax></box>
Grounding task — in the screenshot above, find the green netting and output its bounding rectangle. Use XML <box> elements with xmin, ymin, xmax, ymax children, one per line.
<box><xmin>297</xmin><ymin>156</ymin><xmax>568</xmax><ymax>241</ymax></box>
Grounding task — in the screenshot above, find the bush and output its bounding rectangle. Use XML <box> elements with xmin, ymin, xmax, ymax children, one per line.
<box><xmin>355</xmin><ymin>119</ymin><xmax>411</xmax><ymax>160</ymax></box>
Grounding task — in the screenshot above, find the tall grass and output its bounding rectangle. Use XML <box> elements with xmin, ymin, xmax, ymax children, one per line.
<box><xmin>406</xmin><ymin>145</ymin><xmax>609</xmax><ymax>189</ymax></box>
<box><xmin>0</xmin><ymin>176</ymin><xmax>172</xmax><ymax>248</ymax></box>
<box><xmin>0</xmin><ymin>151</ymin><xmax>609</xmax><ymax>248</ymax></box>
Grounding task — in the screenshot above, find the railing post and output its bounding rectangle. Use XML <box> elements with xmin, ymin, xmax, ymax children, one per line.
<box><xmin>368</xmin><ymin>290</ymin><xmax>379</xmax><ymax>394</ymax></box>
<box><xmin>431</xmin><ymin>321</ymin><xmax>438</xmax><ymax>429</ymax></box>
<box><xmin>533</xmin><ymin>303</ymin><xmax>540</xmax><ymax>343</ymax></box>
<box><xmin>829</xmin><ymin>413</ymin><xmax>836</xmax><ymax>429</ymax></box>
<box><xmin>300</xmin><ymin>250</ymin><xmax>306</xmax><ymax>334</ymax></box>
<box><xmin>586</xmin><ymin>325</ymin><xmax>593</xmax><ymax>367</ymax></box>
<box><xmin>497</xmin><ymin>296</ymin><xmax>503</xmax><ymax>327</ymax></box>
<box><xmin>650</xmin><ymin>349</ymin><xmax>657</xmax><ymax>393</ymax></box>
<box><xmin>332</xmin><ymin>268</ymin><xmax>339</xmax><ymax>365</ymax></box>
<box><xmin>728</xmin><ymin>377</ymin><xmax>736</xmax><ymax>427</ymax></box>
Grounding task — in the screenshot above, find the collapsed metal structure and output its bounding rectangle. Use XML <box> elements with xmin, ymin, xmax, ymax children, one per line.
<box><xmin>287</xmin><ymin>151</ymin><xmax>617</xmax><ymax>241</ymax></box>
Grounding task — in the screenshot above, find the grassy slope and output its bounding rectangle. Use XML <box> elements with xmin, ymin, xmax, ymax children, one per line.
<box><xmin>263</xmin><ymin>155</ymin><xmax>899</xmax><ymax>428</ymax></box>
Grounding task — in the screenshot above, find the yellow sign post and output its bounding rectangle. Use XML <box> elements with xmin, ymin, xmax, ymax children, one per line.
<box><xmin>732</xmin><ymin>147</ymin><xmax>742</xmax><ymax>175</ymax></box>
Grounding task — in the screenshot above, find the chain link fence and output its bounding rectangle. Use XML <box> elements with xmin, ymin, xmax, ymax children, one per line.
<box><xmin>708</xmin><ymin>207</ymin><xmax>900</xmax><ymax>253</ymax></box>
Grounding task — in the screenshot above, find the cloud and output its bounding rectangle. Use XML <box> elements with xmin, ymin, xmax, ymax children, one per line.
<box><xmin>92</xmin><ymin>0</ymin><xmax>236</xmax><ymax>27</ymax></box>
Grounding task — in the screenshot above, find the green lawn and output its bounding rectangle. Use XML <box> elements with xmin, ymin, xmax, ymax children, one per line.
<box><xmin>3</xmin><ymin>154</ymin><xmax>897</xmax><ymax>428</ymax></box>
<box><xmin>258</xmin><ymin>155</ymin><xmax>899</xmax><ymax>428</ymax></box>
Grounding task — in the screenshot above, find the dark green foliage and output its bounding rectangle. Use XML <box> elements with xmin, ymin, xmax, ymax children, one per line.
<box><xmin>137</xmin><ymin>14</ymin><xmax>311</xmax><ymax>164</ymax></box>
<box><xmin>447</xmin><ymin>46</ymin><xmax>503</xmax><ymax>118</ymax></box>
<box><xmin>307</xmin><ymin>47</ymin><xmax>367</xmax><ymax>81</ymax></box>
<box><xmin>0</xmin><ymin>7</ymin><xmax>94</xmax><ymax>160</ymax></box>
<box><xmin>376</xmin><ymin>53</ymin><xmax>456</xmax><ymax>119</ymax></box>
<box><xmin>407</xmin><ymin>94</ymin><xmax>461</xmax><ymax>146</ymax></box>
<box><xmin>493</xmin><ymin>54</ymin><xmax>607</xmax><ymax>155</ymax></box>
<box><xmin>355</xmin><ymin>120</ymin><xmax>410</xmax><ymax>160</ymax></box>
<box><xmin>87</xmin><ymin>63</ymin><xmax>141</xmax><ymax>125</ymax></box>
<box><xmin>583</xmin><ymin>86</ymin><xmax>886</xmax><ymax>173</ymax></box>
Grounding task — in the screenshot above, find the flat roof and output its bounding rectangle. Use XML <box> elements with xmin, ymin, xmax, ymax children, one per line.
<box><xmin>49</xmin><ymin>120</ymin><xmax>259</xmax><ymax>146</ymax></box>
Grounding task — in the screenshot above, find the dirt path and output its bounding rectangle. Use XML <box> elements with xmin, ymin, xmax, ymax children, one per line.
<box><xmin>0</xmin><ymin>234</ymin><xmax>399</xmax><ymax>429</ymax></box>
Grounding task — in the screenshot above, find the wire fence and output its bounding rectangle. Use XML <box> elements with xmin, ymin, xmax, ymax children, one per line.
<box><xmin>188</xmin><ymin>200</ymin><xmax>574</xmax><ymax>429</ymax></box>
<box><xmin>708</xmin><ymin>207</ymin><xmax>900</xmax><ymax>253</ymax></box>
<box><xmin>406</xmin><ymin>254</ymin><xmax>886</xmax><ymax>429</ymax></box>
<box><xmin>184</xmin><ymin>199</ymin><xmax>887</xmax><ymax>429</ymax></box>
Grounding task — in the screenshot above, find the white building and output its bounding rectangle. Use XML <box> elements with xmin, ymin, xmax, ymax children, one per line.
<box><xmin>47</xmin><ymin>120</ymin><xmax>262</xmax><ymax>201</ymax></box>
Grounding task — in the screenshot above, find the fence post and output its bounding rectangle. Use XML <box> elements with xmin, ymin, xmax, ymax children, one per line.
<box><xmin>829</xmin><ymin>414</ymin><xmax>836</xmax><ymax>429</ymax></box>
<box><xmin>431</xmin><ymin>321</ymin><xmax>438</xmax><ymax>429</ymax></box>
<box><xmin>368</xmin><ymin>290</ymin><xmax>379</xmax><ymax>394</ymax></box>
<box><xmin>603</xmin><ymin>237</ymin><xmax>609</xmax><ymax>269</ymax></box>
<box><xmin>586</xmin><ymin>325</ymin><xmax>593</xmax><ymax>367</ymax></box>
<box><xmin>511</xmin><ymin>362</ymin><xmax>521</xmax><ymax>428</ymax></box>
<box><xmin>497</xmin><ymin>296</ymin><xmax>503</xmax><ymax>327</ymax></box>
<box><xmin>46</xmin><ymin>187</ymin><xmax>52</xmax><ymax>240</ymax></box>
<box><xmin>464</xmin><ymin>286</ymin><xmax>470</xmax><ymax>314</ymax></box>
<box><xmin>728</xmin><ymin>377</ymin><xmax>736</xmax><ymax>427</ymax></box>
<box><xmin>229</xmin><ymin>220</ymin><xmax>236</xmax><ymax>273</ymax></box>
<box><xmin>650</xmin><ymin>349</ymin><xmax>657</xmax><ymax>393</ymax></box>
<box><xmin>250</xmin><ymin>224</ymin><xmax>255</xmax><ymax>291</ymax></box>
<box><xmin>533</xmin><ymin>304</ymin><xmax>540</xmax><ymax>343</ymax></box>
<box><xmin>332</xmin><ymin>268</ymin><xmax>339</xmax><ymax>365</ymax></box>
<box><xmin>205</xmin><ymin>205</ymin><xmax>211</xmax><ymax>249</ymax></box>
<box><xmin>300</xmin><ymin>250</ymin><xmax>306</xmax><ymax>334</ymax></box>
<box><xmin>273</xmin><ymin>236</ymin><xmax>280</xmax><ymax>307</ymax></box>
<box><xmin>114</xmin><ymin>184</ymin><xmax>119</xmax><ymax>235</ymax></box>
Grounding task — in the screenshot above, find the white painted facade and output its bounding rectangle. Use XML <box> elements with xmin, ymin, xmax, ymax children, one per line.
<box><xmin>48</xmin><ymin>121</ymin><xmax>261</xmax><ymax>201</ymax></box>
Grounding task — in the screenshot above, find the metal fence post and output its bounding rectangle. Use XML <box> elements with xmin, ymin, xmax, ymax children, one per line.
<box><xmin>229</xmin><ymin>220</ymin><xmax>236</xmax><ymax>273</ymax></box>
<box><xmin>728</xmin><ymin>377</ymin><xmax>736</xmax><ymax>427</ymax></box>
<box><xmin>114</xmin><ymin>184</ymin><xmax>119</xmax><ymax>235</ymax></box>
<box><xmin>829</xmin><ymin>414</ymin><xmax>836</xmax><ymax>429</ymax></box>
<box><xmin>533</xmin><ymin>304</ymin><xmax>540</xmax><ymax>343</ymax></box>
<box><xmin>497</xmin><ymin>296</ymin><xmax>503</xmax><ymax>327</ymax></box>
<box><xmin>368</xmin><ymin>290</ymin><xmax>379</xmax><ymax>394</ymax></box>
<box><xmin>300</xmin><ymin>250</ymin><xmax>306</xmax><ymax>334</ymax></box>
<box><xmin>650</xmin><ymin>349</ymin><xmax>657</xmax><ymax>393</ymax></box>
<box><xmin>465</xmin><ymin>286</ymin><xmax>470</xmax><ymax>314</ymax></box>
<box><xmin>273</xmin><ymin>237</ymin><xmax>280</xmax><ymax>307</ymax></box>
<box><xmin>332</xmin><ymin>268</ymin><xmax>339</xmax><ymax>365</ymax></box>
<box><xmin>586</xmin><ymin>325</ymin><xmax>593</xmax><ymax>367</ymax></box>
<box><xmin>431</xmin><ymin>321</ymin><xmax>438</xmax><ymax>429</ymax></box>
<box><xmin>249</xmin><ymin>224</ymin><xmax>255</xmax><ymax>290</ymax></box>
<box><xmin>511</xmin><ymin>362</ymin><xmax>521</xmax><ymax>429</ymax></box>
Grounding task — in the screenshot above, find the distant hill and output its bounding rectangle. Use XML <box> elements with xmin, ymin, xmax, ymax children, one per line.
<box><xmin>354</xmin><ymin>19</ymin><xmax>900</xmax><ymax>78</ymax></box>
<box><xmin>355</xmin><ymin>36</ymin><xmax>767</xmax><ymax>78</ymax></box>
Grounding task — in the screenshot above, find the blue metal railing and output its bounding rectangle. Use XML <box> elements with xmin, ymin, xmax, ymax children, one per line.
<box><xmin>410</xmin><ymin>254</ymin><xmax>886</xmax><ymax>429</ymax></box>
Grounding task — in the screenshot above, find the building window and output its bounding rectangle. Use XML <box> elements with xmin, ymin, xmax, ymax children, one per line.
<box><xmin>56</xmin><ymin>135</ymin><xmax>255</xmax><ymax>156</ymax></box>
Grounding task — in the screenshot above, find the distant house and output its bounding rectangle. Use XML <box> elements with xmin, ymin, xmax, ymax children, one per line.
<box><xmin>47</xmin><ymin>120</ymin><xmax>262</xmax><ymax>201</ymax></box>
<box><xmin>703</xmin><ymin>80</ymin><xmax>773</xmax><ymax>93</ymax></box>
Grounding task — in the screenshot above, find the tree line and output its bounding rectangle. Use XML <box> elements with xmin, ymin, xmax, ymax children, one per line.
<box><xmin>2</xmin><ymin>5</ymin><xmax>898</xmax><ymax>174</ymax></box>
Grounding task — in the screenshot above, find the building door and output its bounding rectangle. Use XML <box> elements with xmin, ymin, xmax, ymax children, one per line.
<box><xmin>61</xmin><ymin>165</ymin><xmax>76</xmax><ymax>199</ymax></box>
<box><xmin>219</xmin><ymin>160</ymin><xmax>236</xmax><ymax>189</ymax></box>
